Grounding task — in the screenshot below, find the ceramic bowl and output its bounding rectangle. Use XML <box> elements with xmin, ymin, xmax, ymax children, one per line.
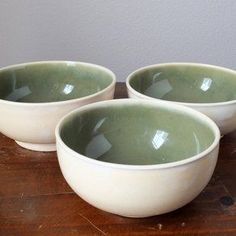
<box><xmin>126</xmin><ymin>63</ymin><xmax>236</xmax><ymax>135</ymax></box>
<box><xmin>0</xmin><ymin>61</ymin><xmax>115</xmax><ymax>151</ymax></box>
<box><xmin>56</xmin><ymin>99</ymin><xmax>220</xmax><ymax>218</ymax></box>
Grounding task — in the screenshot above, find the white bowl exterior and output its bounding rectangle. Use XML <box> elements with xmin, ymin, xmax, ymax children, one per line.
<box><xmin>127</xmin><ymin>89</ymin><xmax>236</xmax><ymax>135</ymax></box>
<box><xmin>57</xmin><ymin>141</ymin><xmax>219</xmax><ymax>218</ymax></box>
<box><xmin>189</xmin><ymin>104</ymin><xmax>236</xmax><ymax>135</ymax></box>
<box><xmin>0</xmin><ymin>86</ymin><xmax>115</xmax><ymax>145</ymax></box>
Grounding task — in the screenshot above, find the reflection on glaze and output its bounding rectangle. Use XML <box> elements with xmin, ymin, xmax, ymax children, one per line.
<box><xmin>200</xmin><ymin>78</ymin><xmax>212</xmax><ymax>92</ymax></box>
<box><xmin>5</xmin><ymin>86</ymin><xmax>32</xmax><ymax>101</ymax></box>
<box><xmin>85</xmin><ymin>117</ymin><xmax>112</xmax><ymax>159</ymax></box>
<box><xmin>152</xmin><ymin>130</ymin><xmax>169</xmax><ymax>150</ymax></box>
<box><xmin>193</xmin><ymin>132</ymin><xmax>201</xmax><ymax>153</ymax></box>
<box><xmin>85</xmin><ymin>133</ymin><xmax>112</xmax><ymax>159</ymax></box>
<box><xmin>92</xmin><ymin>117</ymin><xmax>107</xmax><ymax>134</ymax></box>
<box><xmin>62</xmin><ymin>84</ymin><xmax>74</xmax><ymax>95</ymax></box>
<box><xmin>4</xmin><ymin>72</ymin><xmax>32</xmax><ymax>101</ymax></box>
<box><xmin>144</xmin><ymin>79</ymin><xmax>172</xmax><ymax>98</ymax></box>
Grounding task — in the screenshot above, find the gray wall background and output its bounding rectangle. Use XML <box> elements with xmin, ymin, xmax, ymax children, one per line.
<box><xmin>0</xmin><ymin>0</ymin><xmax>236</xmax><ymax>81</ymax></box>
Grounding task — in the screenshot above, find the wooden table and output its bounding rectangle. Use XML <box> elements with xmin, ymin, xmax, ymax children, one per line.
<box><xmin>0</xmin><ymin>83</ymin><xmax>236</xmax><ymax>236</ymax></box>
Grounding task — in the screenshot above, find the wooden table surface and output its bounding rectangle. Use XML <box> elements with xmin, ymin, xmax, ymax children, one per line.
<box><xmin>0</xmin><ymin>83</ymin><xmax>236</xmax><ymax>236</ymax></box>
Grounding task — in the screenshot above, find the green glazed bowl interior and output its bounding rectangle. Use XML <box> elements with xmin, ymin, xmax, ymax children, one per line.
<box><xmin>59</xmin><ymin>101</ymin><xmax>216</xmax><ymax>165</ymax></box>
<box><xmin>128</xmin><ymin>63</ymin><xmax>236</xmax><ymax>103</ymax></box>
<box><xmin>0</xmin><ymin>61</ymin><xmax>114</xmax><ymax>103</ymax></box>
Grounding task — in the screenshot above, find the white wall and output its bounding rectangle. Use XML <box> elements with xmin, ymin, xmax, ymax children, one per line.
<box><xmin>0</xmin><ymin>0</ymin><xmax>236</xmax><ymax>81</ymax></box>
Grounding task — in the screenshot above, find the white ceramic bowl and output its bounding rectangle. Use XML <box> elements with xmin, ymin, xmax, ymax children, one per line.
<box><xmin>56</xmin><ymin>99</ymin><xmax>220</xmax><ymax>218</ymax></box>
<box><xmin>0</xmin><ymin>61</ymin><xmax>116</xmax><ymax>151</ymax></box>
<box><xmin>126</xmin><ymin>63</ymin><xmax>236</xmax><ymax>135</ymax></box>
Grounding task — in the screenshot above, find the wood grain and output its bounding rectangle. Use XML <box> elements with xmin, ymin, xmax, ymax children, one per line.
<box><xmin>0</xmin><ymin>83</ymin><xmax>235</xmax><ymax>235</ymax></box>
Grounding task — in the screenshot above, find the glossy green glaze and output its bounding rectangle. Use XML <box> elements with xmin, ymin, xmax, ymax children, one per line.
<box><xmin>129</xmin><ymin>64</ymin><xmax>236</xmax><ymax>103</ymax></box>
<box><xmin>60</xmin><ymin>103</ymin><xmax>215</xmax><ymax>165</ymax></box>
<box><xmin>0</xmin><ymin>62</ymin><xmax>113</xmax><ymax>103</ymax></box>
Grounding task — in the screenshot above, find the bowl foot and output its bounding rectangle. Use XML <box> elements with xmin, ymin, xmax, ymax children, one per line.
<box><xmin>15</xmin><ymin>141</ymin><xmax>56</xmax><ymax>152</ymax></box>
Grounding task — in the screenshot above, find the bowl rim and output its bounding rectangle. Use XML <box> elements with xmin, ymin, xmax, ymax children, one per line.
<box><xmin>55</xmin><ymin>99</ymin><xmax>220</xmax><ymax>170</ymax></box>
<box><xmin>126</xmin><ymin>62</ymin><xmax>236</xmax><ymax>107</ymax></box>
<box><xmin>0</xmin><ymin>60</ymin><xmax>116</xmax><ymax>106</ymax></box>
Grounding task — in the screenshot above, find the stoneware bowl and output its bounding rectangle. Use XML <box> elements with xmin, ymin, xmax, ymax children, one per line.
<box><xmin>56</xmin><ymin>99</ymin><xmax>220</xmax><ymax>218</ymax></box>
<box><xmin>0</xmin><ymin>61</ymin><xmax>116</xmax><ymax>151</ymax></box>
<box><xmin>126</xmin><ymin>63</ymin><xmax>236</xmax><ymax>135</ymax></box>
